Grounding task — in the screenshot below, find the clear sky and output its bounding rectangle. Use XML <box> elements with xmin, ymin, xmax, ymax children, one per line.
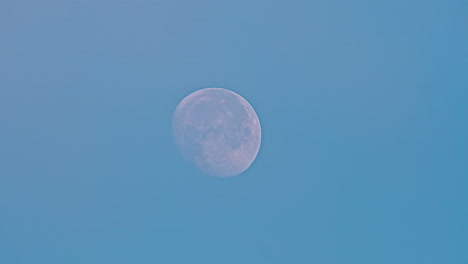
<box><xmin>1</xmin><ymin>0</ymin><xmax>467</xmax><ymax>263</ymax></box>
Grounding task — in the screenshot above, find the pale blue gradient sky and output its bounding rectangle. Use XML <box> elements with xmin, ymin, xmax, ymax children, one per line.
<box><xmin>1</xmin><ymin>0</ymin><xmax>467</xmax><ymax>263</ymax></box>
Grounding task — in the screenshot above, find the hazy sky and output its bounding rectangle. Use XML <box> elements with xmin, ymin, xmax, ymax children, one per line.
<box><xmin>1</xmin><ymin>0</ymin><xmax>467</xmax><ymax>263</ymax></box>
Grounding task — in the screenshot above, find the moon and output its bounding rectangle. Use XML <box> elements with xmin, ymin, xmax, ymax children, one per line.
<box><xmin>172</xmin><ymin>88</ymin><xmax>261</xmax><ymax>177</ymax></box>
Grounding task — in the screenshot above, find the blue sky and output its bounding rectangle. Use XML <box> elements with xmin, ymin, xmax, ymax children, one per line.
<box><xmin>1</xmin><ymin>0</ymin><xmax>467</xmax><ymax>263</ymax></box>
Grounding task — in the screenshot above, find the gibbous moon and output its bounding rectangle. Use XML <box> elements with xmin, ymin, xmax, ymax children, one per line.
<box><xmin>172</xmin><ymin>88</ymin><xmax>261</xmax><ymax>177</ymax></box>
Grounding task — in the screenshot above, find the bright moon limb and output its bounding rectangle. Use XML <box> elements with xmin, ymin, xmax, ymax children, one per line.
<box><xmin>172</xmin><ymin>88</ymin><xmax>261</xmax><ymax>177</ymax></box>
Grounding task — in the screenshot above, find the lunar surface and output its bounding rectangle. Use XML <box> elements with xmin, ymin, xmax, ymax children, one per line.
<box><xmin>172</xmin><ymin>88</ymin><xmax>261</xmax><ymax>177</ymax></box>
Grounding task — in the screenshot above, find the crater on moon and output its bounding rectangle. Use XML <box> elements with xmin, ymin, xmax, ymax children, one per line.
<box><xmin>172</xmin><ymin>88</ymin><xmax>261</xmax><ymax>177</ymax></box>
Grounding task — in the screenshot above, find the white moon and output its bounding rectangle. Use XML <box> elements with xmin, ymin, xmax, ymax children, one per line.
<box><xmin>172</xmin><ymin>88</ymin><xmax>261</xmax><ymax>177</ymax></box>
